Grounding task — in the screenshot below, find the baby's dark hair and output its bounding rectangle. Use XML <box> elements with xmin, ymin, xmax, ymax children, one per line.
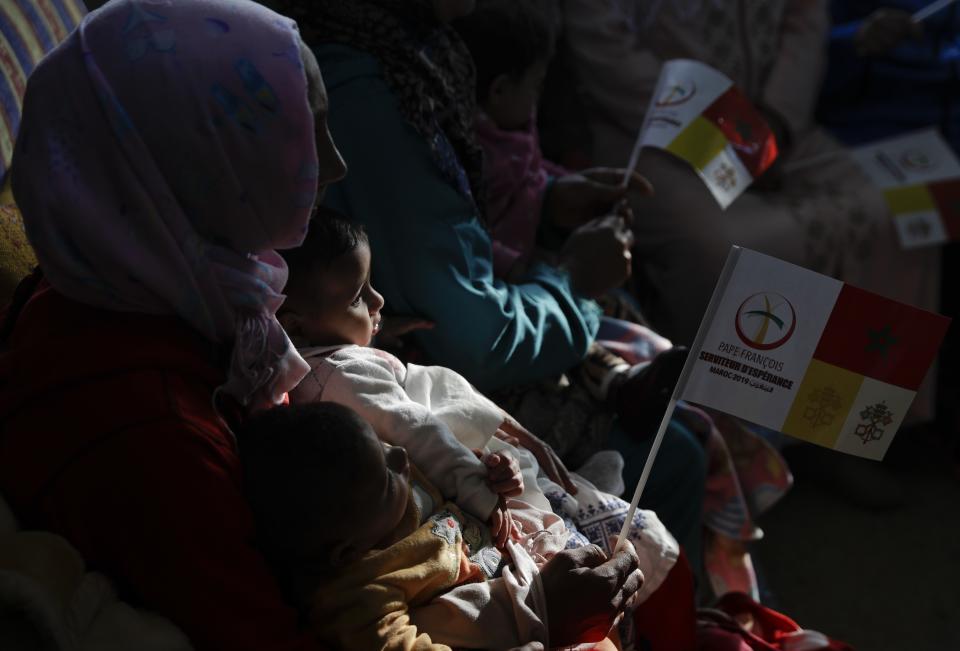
<box><xmin>453</xmin><ymin>0</ymin><xmax>556</xmax><ymax>103</ymax></box>
<box><xmin>237</xmin><ymin>402</ymin><xmax>370</xmax><ymax>592</ymax></box>
<box><xmin>280</xmin><ymin>206</ymin><xmax>368</xmax><ymax>289</ymax></box>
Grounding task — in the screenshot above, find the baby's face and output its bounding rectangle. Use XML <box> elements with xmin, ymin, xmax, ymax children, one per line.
<box><xmin>294</xmin><ymin>242</ymin><xmax>385</xmax><ymax>347</ymax></box>
<box><xmin>347</xmin><ymin>426</ymin><xmax>412</xmax><ymax>553</ymax></box>
<box><xmin>485</xmin><ymin>58</ymin><xmax>549</xmax><ymax>131</ymax></box>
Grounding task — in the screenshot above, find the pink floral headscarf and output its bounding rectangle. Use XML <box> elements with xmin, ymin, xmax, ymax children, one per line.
<box><xmin>11</xmin><ymin>0</ymin><xmax>319</xmax><ymax>407</ymax></box>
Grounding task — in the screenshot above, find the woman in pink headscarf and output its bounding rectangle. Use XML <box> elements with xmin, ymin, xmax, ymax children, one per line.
<box><xmin>0</xmin><ymin>1</ymin><xmax>645</xmax><ymax>648</ymax></box>
<box><xmin>0</xmin><ymin>0</ymin><xmax>337</xmax><ymax>648</ymax></box>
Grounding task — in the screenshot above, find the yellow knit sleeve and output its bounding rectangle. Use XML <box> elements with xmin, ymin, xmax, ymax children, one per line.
<box><xmin>375</xmin><ymin>600</ymin><xmax>453</xmax><ymax>651</ymax></box>
<box><xmin>310</xmin><ymin>508</ymin><xmax>466</xmax><ymax>651</ymax></box>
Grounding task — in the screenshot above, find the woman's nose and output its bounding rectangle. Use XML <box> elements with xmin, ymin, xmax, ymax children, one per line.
<box><xmin>317</xmin><ymin>126</ymin><xmax>347</xmax><ymax>187</ymax></box>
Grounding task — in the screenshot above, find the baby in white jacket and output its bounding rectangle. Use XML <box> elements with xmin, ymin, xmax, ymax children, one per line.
<box><xmin>279</xmin><ymin>210</ymin><xmax>571</xmax><ymax>543</ymax></box>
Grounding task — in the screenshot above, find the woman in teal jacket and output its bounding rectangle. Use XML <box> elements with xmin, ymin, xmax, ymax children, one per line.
<box><xmin>269</xmin><ymin>0</ymin><xmax>706</xmax><ymax>564</ymax></box>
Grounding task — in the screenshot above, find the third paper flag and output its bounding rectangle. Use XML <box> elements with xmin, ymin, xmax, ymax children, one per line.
<box><xmin>850</xmin><ymin>129</ymin><xmax>960</xmax><ymax>249</ymax></box>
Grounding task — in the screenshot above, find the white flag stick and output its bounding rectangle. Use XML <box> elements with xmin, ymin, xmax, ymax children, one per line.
<box><xmin>622</xmin><ymin>86</ymin><xmax>661</xmax><ymax>187</ymax></box>
<box><xmin>614</xmin><ymin>398</ymin><xmax>680</xmax><ymax>552</ymax></box>
<box><xmin>622</xmin><ymin>127</ymin><xmax>647</xmax><ymax>187</ymax></box>
<box><xmin>913</xmin><ymin>0</ymin><xmax>957</xmax><ymax>23</ymax></box>
<box><xmin>615</xmin><ymin>247</ymin><xmax>744</xmax><ymax>553</ymax></box>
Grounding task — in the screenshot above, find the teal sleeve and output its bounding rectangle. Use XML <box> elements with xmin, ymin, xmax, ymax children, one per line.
<box><xmin>317</xmin><ymin>45</ymin><xmax>600</xmax><ymax>392</ymax></box>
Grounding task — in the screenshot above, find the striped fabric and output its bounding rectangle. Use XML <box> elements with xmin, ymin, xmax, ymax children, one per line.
<box><xmin>0</xmin><ymin>0</ymin><xmax>87</xmax><ymax>183</ymax></box>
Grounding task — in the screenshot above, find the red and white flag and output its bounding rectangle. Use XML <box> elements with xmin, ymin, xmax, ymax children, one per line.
<box><xmin>677</xmin><ymin>248</ymin><xmax>950</xmax><ymax>460</ymax></box>
<box><xmin>631</xmin><ymin>59</ymin><xmax>779</xmax><ymax>208</ymax></box>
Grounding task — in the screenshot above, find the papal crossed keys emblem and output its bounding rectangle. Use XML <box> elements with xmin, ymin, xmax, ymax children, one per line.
<box><xmin>713</xmin><ymin>163</ymin><xmax>738</xmax><ymax>191</ymax></box>
<box><xmin>854</xmin><ymin>401</ymin><xmax>894</xmax><ymax>445</ymax></box>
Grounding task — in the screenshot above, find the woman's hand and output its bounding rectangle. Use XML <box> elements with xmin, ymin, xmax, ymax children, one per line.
<box><xmin>544</xmin><ymin>168</ymin><xmax>652</xmax><ymax>231</ymax></box>
<box><xmin>559</xmin><ymin>215</ymin><xmax>634</xmax><ymax>299</ymax></box>
<box><xmin>496</xmin><ymin>417</ymin><xmax>577</xmax><ymax>495</ymax></box>
<box><xmin>539</xmin><ymin>539</ymin><xmax>644</xmax><ymax>645</ymax></box>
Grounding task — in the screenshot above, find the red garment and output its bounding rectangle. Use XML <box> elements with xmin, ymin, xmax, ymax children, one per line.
<box><xmin>0</xmin><ymin>284</ymin><xmax>320</xmax><ymax>651</ymax></box>
<box><xmin>697</xmin><ymin>593</ymin><xmax>854</xmax><ymax>651</ymax></box>
<box><xmin>632</xmin><ymin>549</ymin><xmax>698</xmax><ymax>651</ymax></box>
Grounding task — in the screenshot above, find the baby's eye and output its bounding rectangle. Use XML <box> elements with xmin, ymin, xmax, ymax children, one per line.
<box><xmin>350</xmin><ymin>295</ymin><xmax>363</xmax><ymax>307</ymax></box>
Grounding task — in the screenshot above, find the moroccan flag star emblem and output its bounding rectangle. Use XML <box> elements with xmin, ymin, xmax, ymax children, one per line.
<box><xmin>866</xmin><ymin>325</ymin><xmax>898</xmax><ymax>358</ymax></box>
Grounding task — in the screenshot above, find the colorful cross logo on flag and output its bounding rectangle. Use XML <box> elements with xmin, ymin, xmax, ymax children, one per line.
<box><xmin>850</xmin><ymin>129</ymin><xmax>960</xmax><ymax>249</ymax></box>
<box><xmin>637</xmin><ymin>59</ymin><xmax>778</xmax><ymax>208</ymax></box>
<box><xmin>677</xmin><ymin>248</ymin><xmax>950</xmax><ymax>460</ymax></box>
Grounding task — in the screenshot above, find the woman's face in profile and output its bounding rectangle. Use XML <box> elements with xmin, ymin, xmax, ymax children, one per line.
<box><xmin>300</xmin><ymin>41</ymin><xmax>347</xmax><ymax>205</ymax></box>
<box><xmin>432</xmin><ymin>0</ymin><xmax>476</xmax><ymax>23</ymax></box>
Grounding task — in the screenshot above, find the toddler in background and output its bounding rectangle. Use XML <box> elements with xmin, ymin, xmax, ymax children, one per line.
<box><xmin>453</xmin><ymin>0</ymin><xmax>648</xmax><ymax>283</ymax></box>
<box><xmin>453</xmin><ymin>0</ymin><xmax>688</xmax><ymax>450</ymax></box>
<box><xmin>238</xmin><ymin>401</ymin><xmax>555</xmax><ymax>650</ymax></box>
<box><xmin>455</xmin><ymin>0</ymin><xmax>794</xmax><ymax>601</ymax></box>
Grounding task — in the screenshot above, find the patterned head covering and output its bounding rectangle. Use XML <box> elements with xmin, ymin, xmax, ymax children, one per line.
<box><xmin>11</xmin><ymin>0</ymin><xmax>319</xmax><ymax>408</ymax></box>
<box><xmin>263</xmin><ymin>0</ymin><xmax>484</xmax><ymax>205</ymax></box>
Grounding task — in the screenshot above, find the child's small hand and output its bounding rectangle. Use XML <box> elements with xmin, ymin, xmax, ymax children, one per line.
<box><xmin>482</xmin><ymin>449</ymin><xmax>523</xmax><ymax>498</ymax></box>
<box><xmin>495</xmin><ymin>417</ymin><xmax>578</xmax><ymax>495</ymax></box>
<box><xmin>489</xmin><ymin>500</ymin><xmax>518</xmax><ymax>549</ymax></box>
